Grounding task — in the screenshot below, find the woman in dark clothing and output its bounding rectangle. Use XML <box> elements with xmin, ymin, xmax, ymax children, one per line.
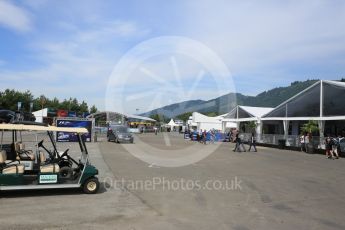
<box><xmin>233</xmin><ymin>132</ymin><xmax>246</xmax><ymax>152</ymax></box>
<box><xmin>325</xmin><ymin>136</ymin><xmax>334</xmax><ymax>159</ymax></box>
<box><xmin>248</xmin><ymin>133</ymin><xmax>257</xmax><ymax>152</ymax></box>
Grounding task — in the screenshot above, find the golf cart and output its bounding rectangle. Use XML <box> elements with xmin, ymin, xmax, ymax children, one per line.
<box><xmin>0</xmin><ymin>123</ymin><xmax>100</xmax><ymax>194</ymax></box>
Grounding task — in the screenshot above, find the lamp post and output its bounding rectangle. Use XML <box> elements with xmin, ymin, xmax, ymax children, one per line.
<box><xmin>40</xmin><ymin>96</ymin><xmax>46</xmax><ymax>123</ymax></box>
<box><xmin>69</xmin><ymin>98</ymin><xmax>72</xmax><ymax>112</ymax></box>
<box><xmin>29</xmin><ymin>102</ymin><xmax>33</xmax><ymax>113</ymax></box>
<box><xmin>17</xmin><ymin>101</ymin><xmax>22</xmax><ymax>111</ymax></box>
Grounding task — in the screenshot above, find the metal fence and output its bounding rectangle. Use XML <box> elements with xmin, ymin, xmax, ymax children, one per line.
<box><xmin>240</xmin><ymin>133</ymin><xmax>327</xmax><ymax>149</ymax></box>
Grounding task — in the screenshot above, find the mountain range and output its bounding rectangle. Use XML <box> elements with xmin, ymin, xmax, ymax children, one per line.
<box><xmin>140</xmin><ymin>79</ymin><xmax>336</xmax><ymax>119</ymax></box>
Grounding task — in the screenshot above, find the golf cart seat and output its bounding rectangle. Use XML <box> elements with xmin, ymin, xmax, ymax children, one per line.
<box><xmin>39</xmin><ymin>151</ymin><xmax>48</xmax><ymax>163</ymax></box>
<box><xmin>2</xmin><ymin>164</ymin><xmax>25</xmax><ymax>174</ymax></box>
<box><xmin>15</xmin><ymin>142</ymin><xmax>35</xmax><ymax>161</ymax></box>
<box><xmin>0</xmin><ymin>150</ymin><xmax>24</xmax><ymax>174</ymax></box>
<box><xmin>40</xmin><ymin>164</ymin><xmax>60</xmax><ymax>173</ymax></box>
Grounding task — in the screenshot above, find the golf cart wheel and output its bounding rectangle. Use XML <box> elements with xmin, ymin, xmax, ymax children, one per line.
<box><xmin>60</xmin><ymin>166</ymin><xmax>73</xmax><ymax>178</ymax></box>
<box><xmin>83</xmin><ymin>177</ymin><xmax>99</xmax><ymax>194</ymax></box>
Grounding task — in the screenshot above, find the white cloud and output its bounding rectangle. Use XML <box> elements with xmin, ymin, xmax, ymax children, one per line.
<box><xmin>0</xmin><ymin>18</ymin><xmax>152</xmax><ymax>111</ymax></box>
<box><xmin>73</xmin><ymin>20</ymin><xmax>150</xmax><ymax>43</ymax></box>
<box><xmin>2</xmin><ymin>1</ymin><xmax>344</xmax><ymax>113</ymax></box>
<box><xmin>0</xmin><ymin>1</ymin><xmax>32</xmax><ymax>32</ymax></box>
<box><xmin>22</xmin><ymin>0</ymin><xmax>49</xmax><ymax>10</ymax></box>
<box><xmin>180</xmin><ymin>1</ymin><xmax>345</xmax><ymax>73</ymax></box>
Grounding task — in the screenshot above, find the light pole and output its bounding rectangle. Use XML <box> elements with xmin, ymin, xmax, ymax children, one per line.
<box><xmin>17</xmin><ymin>102</ymin><xmax>22</xmax><ymax>111</ymax></box>
<box><xmin>40</xmin><ymin>96</ymin><xmax>46</xmax><ymax>123</ymax></box>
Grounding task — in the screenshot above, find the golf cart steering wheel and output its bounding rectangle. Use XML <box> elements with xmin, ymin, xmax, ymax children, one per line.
<box><xmin>37</xmin><ymin>139</ymin><xmax>55</xmax><ymax>159</ymax></box>
<box><xmin>60</xmin><ymin>148</ymin><xmax>70</xmax><ymax>158</ymax></box>
<box><xmin>37</xmin><ymin>140</ymin><xmax>44</xmax><ymax>147</ymax></box>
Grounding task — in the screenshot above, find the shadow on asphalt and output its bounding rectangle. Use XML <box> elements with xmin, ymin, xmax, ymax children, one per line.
<box><xmin>0</xmin><ymin>182</ymin><xmax>110</xmax><ymax>198</ymax></box>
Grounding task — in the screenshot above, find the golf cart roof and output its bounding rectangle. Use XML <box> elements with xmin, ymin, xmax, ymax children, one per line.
<box><xmin>0</xmin><ymin>123</ymin><xmax>88</xmax><ymax>133</ymax></box>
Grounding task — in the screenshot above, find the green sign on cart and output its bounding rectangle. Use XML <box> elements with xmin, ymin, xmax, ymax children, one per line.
<box><xmin>39</xmin><ymin>175</ymin><xmax>58</xmax><ymax>184</ymax></box>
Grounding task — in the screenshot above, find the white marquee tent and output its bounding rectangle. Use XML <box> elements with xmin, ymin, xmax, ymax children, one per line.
<box><xmin>191</xmin><ymin>112</ymin><xmax>225</xmax><ymax>131</ymax></box>
<box><xmin>222</xmin><ymin>105</ymin><xmax>273</xmax><ymax>134</ymax></box>
<box><xmin>261</xmin><ymin>80</ymin><xmax>345</xmax><ymax>143</ymax></box>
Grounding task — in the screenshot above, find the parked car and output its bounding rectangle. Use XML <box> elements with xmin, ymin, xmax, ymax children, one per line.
<box><xmin>0</xmin><ymin>110</ymin><xmax>35</xmax><ymax>123</ymax></box>
<box><xmin>107</xmin><ymin>125</ymin><xmax>134</xmax><ymax>143</ymax></box>
<box><xmin>0</xmin><ymin>110</ymin><xmax>15</xmax><ymax>123</ymax></box>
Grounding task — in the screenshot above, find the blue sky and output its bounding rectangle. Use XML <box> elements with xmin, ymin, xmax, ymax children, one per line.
<box><xmin>1</xmin><ymin>0</ymin><xmax>345</xmax><ymax>114</ymax></box>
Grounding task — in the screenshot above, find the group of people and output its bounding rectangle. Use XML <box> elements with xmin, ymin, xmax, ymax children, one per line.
<box><xmin>299</xmin><ymin>133</ymin><xmax>311</xmax><ymax>153</ymax></box>
<box><xmin>186</xmin><ymin>129</ymin><xmax>217</xmax><ymax>144</ymax></box>
<box><xmin>300</xmin><ymin>132</ymin><xmax>342</xmax><ymax>159</ymax></box>
<box><xmin>195</xmin><ymin>129</ymin><xmax>216</xmax><ymax>144</ymax></box>
<box><xmin>232</xmin><ymin>130</ymin><xmax>257</xmax><ymax>152</ymax></box>
<box><xmin>325</xmin><ymin>135</ymin><xmax>342</xmax><ymax>159</ymax></box>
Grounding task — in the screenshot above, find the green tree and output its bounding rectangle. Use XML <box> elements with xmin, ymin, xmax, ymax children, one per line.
<box><xmin>0</xmin><ymin>89</ymin><xmax>34</xmax><ymax>111</ymax></box>
<box><xmin>245</xmin><ymin>121</ymin><xmax>257</xmax><ymax>133</ymax></box>
<box><xmin>203</xmin><ymin>112</ymin><xmax>218</xmax><ymax>117</ymax></box>
<box><xmin>0</xmin><ymin>89</ymin><xmax>97</xmax><ymax>115</ymax></box>
<box><xmin>300</xmin><ymin>120</ymin><xmax>319</xmax><ymax>134</ymax></box>
<box><xmin>150</xmin><ymin>113</ymin><xmax>169</xmax><ymax>123</ymax></box>
<box><xmin>175</xmin><ymin>112</ymin><xmax>193</xmax><ymax>122</ymax></box>
<box><xmin>90</xmin><ymin>105</ymin><xmax>98</xmax><ymax>114</ymax></box>
<box><xmin>79</xmin><ymin>101</ymin><xmax>89</xmax><ymax>113</ymax></box>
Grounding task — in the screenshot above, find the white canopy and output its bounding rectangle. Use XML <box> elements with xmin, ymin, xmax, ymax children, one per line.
<box><xmin>32</xmin><ymin>108</ymin><xmax>48</xmax><ymax>123</ymax></box>
<box><xmin>167</xmin><ymin>119</ymin><xmax>180</xmax><ymax>127</ymax></box>
<box><xmin>192</xmin><ymin>112</ymin><xmax>223</xmax><ymax>123</ymax></box>
<box><xmin>192</xmin><ymin>112</ymin><xmax>223</xmax><ymax>131</ymax></box>
<box><xmin>223</xmin><ymin>105</ymin><xmax>273</xmax><ymax>121</ymax></box>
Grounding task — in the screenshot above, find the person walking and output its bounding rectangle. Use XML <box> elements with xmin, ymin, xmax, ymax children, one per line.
<box><xmin>233</xmin><ymin>132</ymin><xmax>246</xmax><ymax>152</ymax></box>
<box><xmin>299</xmin><ymin>133</ymin><xmax>305</xmax><ymax>152</ymax></box>
<box><xmin>248</xmin><ymin>132</ymin><xmax>257</xmax><ymax>152</ymax></box>
<box><xmin>196</xmin><ymin>130</ymin><xmax>200</xmax><ymax>142</ymax></box>
<box><xmin>202</xmin><ymin>130</ymin><xmax>207</xmax><ymax>145</ymax></box>
<box><xmin>304</xmin><ymin>133</ymin><xmax>310</xmax><ymax>153</ymax></box>
<box><xmin>325</xmin><ymin>136</ymin><xmax>334</xmax><ymax>159</ymax></box>
<box><xmin>210</xmin><ymin>129</ymin><xmax>215</xmax><ymax>144</ymax></box>
<box><xmin>331</xmin><ymin>136</ymin><xmax>340</xmax><ymax>159</ymax></box>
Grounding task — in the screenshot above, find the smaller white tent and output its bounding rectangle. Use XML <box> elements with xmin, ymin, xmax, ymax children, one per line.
<box><xmin>168</xmin><ymin>119</ymin><xmax>177</xmax><ymax>126</ymax></box>
<box><xmin>165</xmin><ymin>119</ymin><xmax>181</xmax><ymax>130</ymax></box>
<box><xmin>32</xmin><ymin>108</ymin><xmax>48</xmax><ymax>123</ymax></box>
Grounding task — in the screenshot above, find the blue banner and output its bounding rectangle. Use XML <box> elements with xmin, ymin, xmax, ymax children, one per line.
<box><xmin>56</xmin><ymin>119</ymin><xmax>92</xmax><ymax>142</ymax></box>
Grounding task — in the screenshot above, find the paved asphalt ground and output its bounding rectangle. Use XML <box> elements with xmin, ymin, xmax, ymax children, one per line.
<box><xmin>1</xmin><ymin>132</ymin><xmax>345</xmax><ymax>230</ymax></box>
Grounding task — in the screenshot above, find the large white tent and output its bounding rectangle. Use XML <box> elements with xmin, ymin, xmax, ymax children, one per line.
<box><xmin>222</xmin><ymin>105</ymin><xmax>273</xmax><ymax>135</ymax></box>
<box><xmin>191</xmin><ymin>112</ymin><xmax>224</xmax><ymax>131</ymax></box>
<box><xmin>261</xmin><ymin>80</ymin><xmax>345</xmax><ymax>144</ymax></box>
